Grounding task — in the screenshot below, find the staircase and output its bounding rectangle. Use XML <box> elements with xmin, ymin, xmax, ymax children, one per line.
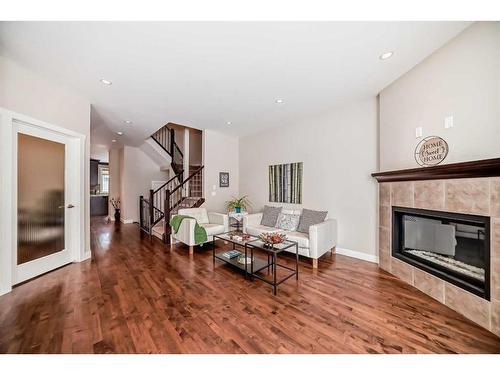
<box><xmin>139</xmin><ymin>123</ymin><xmax>204</xmax><ymax>243</ymax></box>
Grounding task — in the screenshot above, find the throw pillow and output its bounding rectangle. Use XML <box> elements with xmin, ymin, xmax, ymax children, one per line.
<box><xmin>276</xmin><ymin>212</ymin><xmax>300</xmax><ymax>231</ymax></box>
<box><xmin>260</xmin><ymin>205</ymin><xmax>282</xmax><ymax>227</ymax></box>
<box><xmin>297</xmin><ymin>208</ymin><xmax>328</xmax><ymax>233</ymax></box>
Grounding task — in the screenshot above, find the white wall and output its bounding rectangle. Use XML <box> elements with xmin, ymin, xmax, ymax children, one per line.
<box><xmin>239</xmin><ymin>99</ymin><xmax>378</xmax><ymax>257</ymax></box>
<box><xmin>0</xmin><ymin>56</ymin><xmax>91</xmax><ymax>294</ymax></box>
<box><xmin>120</xmin><ymin>145</ymin><xmax>169</xmax><ymax>222</ymax></box>
<box><xmin>380</xmin><ymin>22</ymin><xmax>500</xmax><ymax>171</ymax></box>
<box><xmin>108</xmin><ymin>148</ymin><xmax>121</xmax><ymax>217</ymax></box>
<box><xmin>203</xmin><ymin>130</ymin><xmax>239</xmax><ymax>213</ymax></box>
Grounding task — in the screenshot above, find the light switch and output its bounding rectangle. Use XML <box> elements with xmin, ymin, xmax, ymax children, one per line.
<box><xmin>212</xmin><ymin>185</ymin><xmax>216</xmax><ymax>190</ymax></box>
<box><xmin>445</xmin><ymin>116</ymin><xmax>454</xmax><ymax>129</ymax></box>
<box><xmin>211</xmin><ymin>191</ymin><xmax>216</xmax><ymax>196</ymax></box>
<box><xmin>415</xmin><ymin>126</ymin><xmax>423</xmax><ymax>138</ymax></box>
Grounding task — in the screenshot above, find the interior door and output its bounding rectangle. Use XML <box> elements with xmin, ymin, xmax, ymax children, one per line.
<box><xmin>14</xmin><ymin>121</ymin><xmax>76</xmax><ymax>284</ymax></box>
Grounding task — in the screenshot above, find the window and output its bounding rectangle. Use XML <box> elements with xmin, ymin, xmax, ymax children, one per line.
<box><xmin>98</xmin><ymin>165</ymin><xmax>109</xmax><ymax>193</ymax></box>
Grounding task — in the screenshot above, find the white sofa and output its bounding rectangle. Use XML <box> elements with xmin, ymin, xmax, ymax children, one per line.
<box><xmin>172</xmin><ymin>208</ymin><xmax>229</xmax><ymax>254</ymax></box>
<box><xmin>243</xmin><ymin>210</ymin><xmax>337</xmax><ymax>268</ymax></box>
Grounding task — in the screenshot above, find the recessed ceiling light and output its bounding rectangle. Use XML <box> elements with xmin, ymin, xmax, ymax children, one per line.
<box><xmin>100</xmin><ymin>78</ymin><xmax>112</xmax><ymax>85</ymax></box>
<box><xmin>116</xmin><ymin>131</ymin><xmax>123</xmax><ymax>136</ymax></box>
<box><xmin>379</xmin><ymin>51</ymin><xmax>394</xmax><ymax>60</ymax></box>
<box><xmin>226</xmin><ymin>121</ymin><xmax>232</xmax><ymax>125</ymax></box>
<box><xmin>111</xmin><ymin>139</ymin><xmax>117</xmax><ymax>143</ymax></box>
<box><xmin>275</xmin><ymin>99</ymin><xmax>284</xmax><ymax>104</ymax></box>
<box><xmin>124</xmin><ymin>120</ymin><xmax>132</xmax><ymax>124</ymax></box>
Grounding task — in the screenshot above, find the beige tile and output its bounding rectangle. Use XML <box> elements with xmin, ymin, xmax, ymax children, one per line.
<box><xmin>413</xmin><ymin>268</ymin><xmax>444</xmax><ymax>303</ymax></box>
<box><xmin>445</xmin><ymin>178</ymin><xmax>490</xmax><ymax>215</ymax></box>
<box><xmin>492</xmin><ymin>218</ymin><xmax>500</xmax><ymax>260</ymax></box>
<box><xmin>379</xmin><ymin>249</ymin><xmax>391</xmax><ymax>272</ymax></box>
<box><xmin>491</xmin><ymin>301</ymin><xmax>500</xmax><ymax>337</ymax></box>
<box><xmin>492</xmin><ymin>258</ymin><xmax>500</xmax><ymax>301</ymax></box>
<box><xmin>414</xmin><ymin>180</ymin><xmax>445</xmax><ymax>210</ymax></box>
<box><xmin>380</xmin><ymin>183</ymin><xmax>391</xmax><ymax>206</ymax></box>
<box><xmin>491</xmin><ymin>178</ymin><xmax>500</xmax><ymax>218</ymax></box>
<box><xmin>379</xmin><ymin>205</ymin><xmax>391</xmax><ymax>228</ymax></box>
<box><xmin>392</xmin><ymin>182</ymin><xmax>414</xmax><ymax>208</ymax></box>
<box><xmin>379</xmin><ymin>226</ymin><xmax>390</xmax><ymax>252</ymax></box>
<box><xmin>444</xmin><ymin>283</ymin><xmax>490</xmax><ymax>330</ymax></box>
<box><xmin>391</xmin><ymin>258</ymin><xmax>414</xmax><ymax>284</ymax></box>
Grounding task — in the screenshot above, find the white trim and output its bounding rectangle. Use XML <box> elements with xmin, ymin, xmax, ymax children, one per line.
<box><xmin>120</xmin><ymin>218</ymin><xmax>135</xmax><ymax>224</ymax></box>
<box><xmin>0</xmin><ymin>107</ymin><xmax>87</xmax><ymax>295</ymax></box>
<box><xmin>336</xmin><ymin>247</ymin><xmax>379</xmax><ymax>264</ymax></box>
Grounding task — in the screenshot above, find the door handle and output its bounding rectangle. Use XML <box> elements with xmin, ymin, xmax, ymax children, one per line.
<box><xmin>58</xmin><ymin>204</ymin><xmax>75</xmax><ymax>209</ymax></box>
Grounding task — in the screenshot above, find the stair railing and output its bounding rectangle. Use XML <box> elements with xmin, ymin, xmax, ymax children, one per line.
<box><xmin>163</xmin><ymin>166</ymin><xmax>204</xmax><ymax>244</ymax></box>
<box><xmin>151</xmin><ymin>124</ymin><xmax>184</xmax><ymax>180</ymax></box>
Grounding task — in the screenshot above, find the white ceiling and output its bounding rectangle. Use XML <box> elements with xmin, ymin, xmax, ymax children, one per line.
<box><xmin>0</xmin><ymin>21</ymin><xmax>471</xmax><ymax>148</ymax></box>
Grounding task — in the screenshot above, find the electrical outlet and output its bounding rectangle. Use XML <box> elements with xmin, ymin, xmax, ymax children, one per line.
<box><xmin>445</xmin><ymin>116</ymin><xmax>454</xmax><ymax>129</ymax></box>
<box><xmin>415</xmin><ymin>126</ymin><xmax>423</xmax><ymax>138</ymax></box>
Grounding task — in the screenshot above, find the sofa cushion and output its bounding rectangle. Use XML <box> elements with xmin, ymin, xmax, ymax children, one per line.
<box><xmin>286</xmin><ymin>231</ymin><xmax>310</xmax><ymax>248</ymax></box>
<box><xmin>275</xmin><ymin>212</ymin><xmax>300</xmax><ymax>231</ymax></box>
<box><xmin>246</xmin><ymin>224</ymin><xmax>286</xmax><ymax>237</ymax></box>
<box><xmin>260</xmin><ymin>205</ymin><xmax>282</xmax><ymax>227</ymax></box>
<box><xmin>297</xmin><ymin>208</ymin><xmax>328</xmax><ymax>233</ymax></box>
<box><xmin>200</xmin><ymin>223</ymin><xmax>225</xmax><ymax>236</ymax></box>
<box><xmin>178</xmin><ymin>208</ymin><xmax>209</xmax><ymax>224</ymax></box>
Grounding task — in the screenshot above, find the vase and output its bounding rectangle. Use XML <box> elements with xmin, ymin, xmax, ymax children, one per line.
<box><xmin>235</xmin><ymin>207</ymin><xmax>241</xmax><ymax>213</ymax></box>
<box><xmin>114</xmin><ymin>208</ymin><xmax>121</xmax><ymax>222</ymax></box>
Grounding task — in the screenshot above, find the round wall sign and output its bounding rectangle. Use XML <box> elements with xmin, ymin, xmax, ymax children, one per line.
<box><xmin>414</xmin><ymin>136</ymin><xmax>449</xmax><ymax>167</ymax></box>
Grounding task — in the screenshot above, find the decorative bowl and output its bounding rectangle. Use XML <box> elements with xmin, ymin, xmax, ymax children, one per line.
<box><xmin>259</xmin><ymin>232</ymin><xmax>287</xmax><ymax>245</ymax></box>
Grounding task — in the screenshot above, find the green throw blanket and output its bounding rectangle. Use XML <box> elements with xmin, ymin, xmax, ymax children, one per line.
<box><xmin>170</xmin><ymin>215</ymin><xmax>208</xmax><ymax>245</ymax></box>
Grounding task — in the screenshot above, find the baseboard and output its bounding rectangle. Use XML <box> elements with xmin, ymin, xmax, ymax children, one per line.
<box><xmin>0</xmin><ymin>285</ymin><xmax>12</xmax><ymax>296</ymax></box>
<box><xmin>120</xmin><ymin>218</ymin><xmax>135</xmax><ymax>224</ymax></box>
<box><xmin>335</xmin><ymin>247</ymin><xmax>378</xmax><ymax>264</ymax></box>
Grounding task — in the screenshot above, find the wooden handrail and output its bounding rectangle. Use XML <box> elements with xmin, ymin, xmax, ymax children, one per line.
<box><xmin>169</xmin><ymin>166</ymin><xmax>204</xmax><ymax>196</ymax></box>
<box><xmin>153</xmin><ymin>171</ymin><xmax>183</xmax><ymax>195</ymax></box>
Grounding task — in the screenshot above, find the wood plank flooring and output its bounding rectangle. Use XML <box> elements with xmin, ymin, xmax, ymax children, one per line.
<box><xmin>1</xmin><ymin>217</ymin><xmax>499</xmax><ymax>353</ymax></box>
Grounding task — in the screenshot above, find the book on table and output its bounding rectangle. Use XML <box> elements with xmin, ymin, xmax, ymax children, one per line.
<box><xmin>222</xmin><ymin>250</ymin><xmax>241</xmax><ymax>259</ymax></box>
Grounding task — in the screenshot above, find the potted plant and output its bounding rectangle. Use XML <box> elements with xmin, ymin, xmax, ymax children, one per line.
<box><xmin>110</xmin><ymin>197</ymin><xmax>121</xmax><ymax>222</ymax></box>
<box><xmin>225</xmin><ymin>195</ymin><xmax>251</xmax><ymax>213</ymax></box>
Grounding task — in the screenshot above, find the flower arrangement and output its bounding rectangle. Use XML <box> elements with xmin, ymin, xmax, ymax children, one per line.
<box><xmin>225</xmin><ymin>195</ymin><xmax>251</xmax><ymax>213</ymax></box>
<box><xmin>259</xmin><ymin>232</ymin><xmax>287</xmax><ymax>245</ymax></box>
<box><xmin>110</xmin><ymin>197</ymin><xmax>121</xmax><ymax>222</ymax></box>
<box><xmin>110</xmin><ymin>197</ymin><xmax>121</xmax><ymax>209</ymax></box>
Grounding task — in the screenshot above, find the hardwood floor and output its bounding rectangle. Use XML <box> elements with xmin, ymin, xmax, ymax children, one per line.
<box><xmin>1</xmin><ymin>218</ymin><xmax>499</xmax><ymax>354</ymax></box>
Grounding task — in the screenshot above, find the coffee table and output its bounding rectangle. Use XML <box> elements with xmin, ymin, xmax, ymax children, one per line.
<box><xmin>212</xmin><ymin>232</ymin><xmax>299</xmax><ymax>295</ymax></box>
<box><xmin>212</xmin><ymin>232</ymin><xmax>269</xmax><ymax>278</ymax></box>
<box><xmin>246</xmin><ymin>239</ymin><xmax>298</xmax><ymax>295</ymax></box>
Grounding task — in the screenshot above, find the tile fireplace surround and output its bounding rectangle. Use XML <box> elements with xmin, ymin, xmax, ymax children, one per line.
<box><xmin>373</xmin><ymin>158</ymin><xmax>500</xmax><ymax>337</ymax></box>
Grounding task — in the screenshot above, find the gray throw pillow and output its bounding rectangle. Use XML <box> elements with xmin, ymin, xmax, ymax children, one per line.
<box><xmin>260</xmin><ymin>205</ymin><xmax>282</xmax><ymax>227</ymax></box>
<box><xmin>275</xmin><ymin>212</ymin><xmax>300</xmax><ymax>231</ymax></box>
<box><xmin>297</xmin><ymin>208</ymin><xmax>328</xmax><ymax>233</ymax></box>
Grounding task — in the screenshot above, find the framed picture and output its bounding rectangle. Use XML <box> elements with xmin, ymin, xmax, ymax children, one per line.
<box><xmin>269</xmin><ymin>162</ymin><xmax>303</xmax><ymax>204</ymax></box>
<box><xmin>219</xmin><ymin>172</ymin><xmax>229</xmax><ymax>187</ymax></box>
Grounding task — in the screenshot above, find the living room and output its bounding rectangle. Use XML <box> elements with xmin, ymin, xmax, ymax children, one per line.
<box><xmin>1</xmin><ymin>0</ymin><xmax>499</xmax><ymax>372</ymax></box>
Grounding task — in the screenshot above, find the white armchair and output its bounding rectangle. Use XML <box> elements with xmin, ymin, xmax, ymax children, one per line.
<box><xmin>172</xmin><ymin>207</ymin><xmax>228</xmax><ymax>254</ymax></box>
<box><xmin>243</xmin><ymin>211</ymin><xmax>337</xmax><ymax>268</ymax></box>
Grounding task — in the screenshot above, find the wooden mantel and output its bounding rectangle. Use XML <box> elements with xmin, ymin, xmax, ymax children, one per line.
<box><xmin>371</xmin><ymin>158</ymin><xmax>500</xmax><ymax>183</ymax></box>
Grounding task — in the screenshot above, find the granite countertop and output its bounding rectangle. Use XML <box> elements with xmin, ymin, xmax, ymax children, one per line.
<box><xmin>90</xmin><ymin>193</ymin><xmax>109</xmax><ymax>197</ymax></box>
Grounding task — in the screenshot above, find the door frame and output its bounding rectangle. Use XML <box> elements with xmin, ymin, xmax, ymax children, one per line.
<box><xmin>0</xmin><ymin>108</ymin><xmax>87</xmax><ymax>295</ymax></box>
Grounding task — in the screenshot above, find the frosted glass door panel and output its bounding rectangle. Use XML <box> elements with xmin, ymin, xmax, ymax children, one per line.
<box><xmin>17</xmin><ymin>133</ymin><xmax>65</xmax><ymax>265</ymax></box>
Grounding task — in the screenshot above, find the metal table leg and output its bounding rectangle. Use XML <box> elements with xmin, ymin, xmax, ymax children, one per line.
<box><xmin>296</xmin><ymin>243</ymin><xmax>299</xmax><ymax>280</ymax></box>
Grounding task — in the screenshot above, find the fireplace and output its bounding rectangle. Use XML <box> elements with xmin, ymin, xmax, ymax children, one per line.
<box><xmin>392</xmin><ymin>206</ymin><xmax>490</xmax><ymax>300</ymax></box>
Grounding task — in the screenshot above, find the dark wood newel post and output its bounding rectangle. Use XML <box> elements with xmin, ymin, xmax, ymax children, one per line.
<box><xmin>139</xmin><ymin>195</ymin><xmax>144</xmax><ymax>229</ymax></box>
<box><xmin>164</xmin><ymin>189</ymin><xmax>172</xmax><ymax>244</ymax></box>
<box><xmin>149</xmin><ymin>189</ymin><xmax>154</xmax><ymax>236</ymax></box>
<box><xmin>170</xmin><ymin>128</ymin><xmax>175</xmax><ymax>156</ymax></box>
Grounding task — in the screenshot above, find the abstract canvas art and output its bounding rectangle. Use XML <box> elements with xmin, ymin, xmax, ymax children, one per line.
<box><xmin>268</xmin><ymin>162</ymin><xmax>303</xmax><ymax>204</ymax></box>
